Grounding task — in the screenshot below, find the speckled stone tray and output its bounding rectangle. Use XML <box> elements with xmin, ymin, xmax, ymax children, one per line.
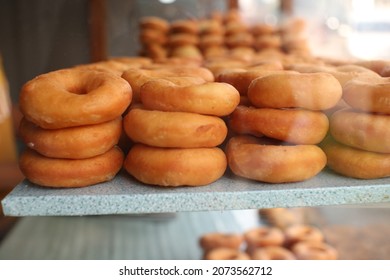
<box><xmin>2</xmin><ymin>169</ymin><xmax>390</xmax><ymax>216</ymax></box>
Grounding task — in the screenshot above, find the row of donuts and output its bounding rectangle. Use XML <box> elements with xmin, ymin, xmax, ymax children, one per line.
<box><xmin>199</xmin><ymin>224</ymin><xmax>338</xmax><ymax>260</ymax></box>
<box><xmin>138</xmin><ymin>9</ymin><xmax>309</xmax><ymax>61</ymax></box>
<box><xmin>17</xmin><ymin>51</ymin><xmax>390</xmax><ymax>188</ymax></box>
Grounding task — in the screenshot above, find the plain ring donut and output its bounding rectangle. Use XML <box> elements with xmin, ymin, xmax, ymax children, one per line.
<box><xmin>123</xmin><ymin>108</ymin><xmax>227</xmax><ymax>148</ymax></box>
<box><xmin>19</xmin><ymin>146</ymin><xmax>124</xmax><ymax>188</ymax></box>
<box><xmin>292</xmin><ymin>241</ymin><xmax>338</xmax><ymax>260</ymax></box>
<box><xmin>19</xmin><ymin>117</ymin><xmax>123</xmax><ymax>159</ymax></box>
<box><xmin>124</xmin><ymin>144</ymin><xmax>227</xmax><ymax>187</ymax></box>
<box><xmin>247</xmin><ymin>72</ymin><xmax>342</xmax><ymax>110</ymax></box>
<box><xmin>19</xmin><ymin>69</ymin><xmax>132</xmax><ymax>129</ymax></box>
<box><xmin>226</xmin><ymin>135</ymin><xmax>327</xmax><ymax>183</ymax></box>
<box><xmin>199</xmin><ymin>232</ymin><xmax>244</xmax><ymax>252</ymax></box>
<box><xmin>330</xmin><ymin>108</ymin><xmax>390</xmax><ymax>153</ymax></box>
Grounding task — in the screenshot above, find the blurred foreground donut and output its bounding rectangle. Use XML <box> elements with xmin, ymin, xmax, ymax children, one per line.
<box><xmin>19</xmin><ymin>146</ymin><xmax>124</xmax><ymax>188</ymax></box>
<box><xmin>226</xmin><ymin>135</ymin><xmax>327</xmax><ymax>183</ymax></box>
<box><xmin>19</xmin><ymin>117</ymin><xmax>122</xmax><ymax>159</ymax></box>
<box><xmin>204</xmin><ymin>248</ymin><xmax>250</xmax><ymax>260</ymax></box>
<box><xmin>330</xmin><ymin>108</ymin><xmax>390</xmax><ymax>153</ymax></box>
<box><xmin>292</xmin><ymin>241</ymin><xmax>338</xmax><ymax>260</ymax></box>
<box><xmin>284</xmin><ymin>225</ymin><xmax>324</xmax><ymax>247</ymax></box>
<box><xmin>320</xmin><ymin>136</ymin><xmax>390</xmax><ymax>179</ymax></box>
<box><xmin>248</xmin><ymin>72</ymin><xmax>342</xmax><ymax>110</ymax></box>
<box><xmin>229</xmin><ymin>105</ymin><xmax>329</xmax><ymax>144</ymax></box>
<box><xmin>244</xmin><ymin>227</ymin><xmax>285</xmax><ymax>252</ymax></box>
<box><xmin>199</xmin><ymin>232</ymin><xmax>244</xmax><ymax>252</ymax></box>
<box><xmin>140</xmin><ymin>79</ymin><xmax>240</xmax><ymax>116</ymax></box>
<box><xmin>124</xmin><ymin>144</ymin><xmax>227</xmax><ymax>187</ymax></box>
<box><xmin>250</xmin><ymin>246</ymin><xmax>296</xmax><ymax>260</ymax></box>
<box><xmin>19</xmin><ymin>69</ymin><xmax>132</xmax><ymax>129</ymax></box>
<box><xmin>343</xmin><ymin>76</ymin><xmax>390</xmax><ymax>114</ymax></box>
<box><xmin>123</xmin><ymin>108</ymin><xmax>227</xmax><ymax>148</ymax></box>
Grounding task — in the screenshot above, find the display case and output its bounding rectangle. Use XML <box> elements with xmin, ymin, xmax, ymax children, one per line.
<box><xmin>1</xmin><ymin>0</ymin><xmax>390</xmax><ymax>260</ymax></box>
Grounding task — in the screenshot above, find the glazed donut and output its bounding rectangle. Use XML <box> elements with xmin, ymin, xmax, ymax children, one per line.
<box><xmin>123</xmin><ymin>108</ymin><xmax>227</xmax><ymax>148</ymax></box>
<box><xmin>19</xmin><ymin>146</ymin><xmax>124</xmax><ymax>188</ymax></box>
<box><xmin>291</xmin><ymin>241</ymin><xmax>338</xmax><ymax>260</ymax></box>
<box><xmin>342</xmin><ymin>76</ymin><xmax>390</xmax><ymax>114</ymax></box>
<box><xmin>229</xmin><ymin>106</ymin><xmax>329</xmax><ymax>145</ymax></box>
<box><xmin>140</xmin><ymin>78</ymin><xmax>240</xmax><ymax>116</ymax></box>
<box><xmin>330</xmin><ymin>108</ymin><xmax>390</xmax><ymax>153</ymax></box>
<box><xmin>244</xmin><ymin>227</ymin><xmax>285</xmax><ymax>252</ymax></box>
<box><xmin>199</xmin><ymin>232</ymin><xmax>244</xmax><ymax>252</ymax></box>
<box><xmin>284</xmin><ymin>225</ymin><xmax>324</xmax><ymax>247</ymax></box>
<box><xmin>19</xmin><ymin>117</ymin><xmax>122</xmax><ymax>159</ymax></box>
<box><xmin>124</xmin><ymin>144</ymin><xmax>227</xmax><ymax>187</ymax></box>
<box><xmin>19</xmin><ymin>69</ymin><xmax>132</xmax><ymax>129</ymax></box>
<box><xmin>250</xmin><ymin>246</ymin><xmax>296</xmax><ymax>260</ymax></box>
<box><xmin>320</xmin><ymin>136</ymin><xmax>390</xmax><ymax>179</ymax></box>
<box><xmin>204</xmin><ymin>248</ymin><xmax>250</xmax><ymax>260</ymax></box>
<box><xmin>226</xmin><ymin>135</ymin><xmax>327</xmax><ymax>183</ymax></box>
<box><xmin>247</xmin><ymin>72</ymin><xmax>342</xmax><ymax>110</ymax></box>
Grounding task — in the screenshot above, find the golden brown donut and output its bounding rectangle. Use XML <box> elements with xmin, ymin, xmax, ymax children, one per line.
<box><xmin>226</xmin><ymin>135</ymin><xmax>327</xmax><ymax>183</ymax></box>
<box><xmin>139</xmin><ymin>16</ymin><xmax>170</xmax><ymax>33</ymax></box>
<box><xmin>199</xmin><ymin>232</ymin><xmax>244</xmax><ymax>252</ymax></box>
<box><xmin>73</xmin><ymin>60</ymin><xmax>135</xmax><ymax>75</ymax></box>
<box><xmin>343</xmin><ymin>76</ymin><xmax>390</xmax><ymax>114</ymax></box>
<box><xmin>19</xmin><ymin>146</ymin><xmax>124</xmax><ymax>188</ymax></box>
<box><xmin>229</xmin><ymin>106</ymin><xmax>329</xmax><ymax>145</ymax></box>
<box><xmin>19</xmin><ymin>69</ymin><xmax>132</xmax><ymax>129</ymax></box>
<box><xmin>284</xmin><ymin>225</ymin><xmax>324</xmax><ymax>247</ymax></box>
<box><xmin>291</xmin><ymin>241</ymin><xmax>338</xmax><ymax>260</ymax></box>
<box><xmin>140</xmin><ymin>79</ymin><xmax>240</xmax><ymax>117</ymax></box>
<box><xmin>225</xmin><ymin>33</ymin><xmax>254</xmax><ymax>48</ymax></box>
<box><xmin>247</xmin><ymin>72</ymin><xmax>342</xmax><ymax>110</ymax></box>
<box><xmin>254</xmin><ymin>34</ymin><xmax>282</xmax><ymax>50</ymax></box>
<box><xmin>353</xmin><ymin>59</ymin><xmax>390</xmax><ymax>76</ymax></box>
<box><xmin>168</xmin><ymin>33</ymin><xmax>200</xmax><ymax>47</ymax></box>
<box><xmin>330</xmin><ymin>108</ymin><xmax>390</xmax><ymax>153</ymax></box>
<box><xmin>250</xmin><ymin>246</ymin><xmax>296</xmax><ymax>260</ymax></box>
<box><xmin>320</xmin><ymin>136</ymin><xmax>390</xmax><ymax>179</ymax></box>
<box><xmin>19</xmin><ymin>117</ymin><xmax>122</xmax><ymax>159</ymax></box>
<box><xmin>140</xmin><ymin>28</ymin><xmax>168</xmax><ymax>45</ymax></box>
<box><xmin>124</xmin><ymin>144</ymin><xmax>227</xmax><ymax>187</ymax></box>
<box><xmin>204</xmin><ymin>248</ymin><xmax>250</xmax><ymax>260</ymax></box>
<box><xmin>244</xmin><ymin>227</ymin><xmax>285</xmax><ymax>252</ymax></box>
<box><xmin>123</xmin><ymin>108</ymin><xmax>227</xmax><ymax>148</ymax></box>
<box><xmin>170</xmin><ymin>19</ymin><xmax>199</xmax><ymax>34</ymax></box>
<box><xmin>169</xmin><ymin>45</ymin><xmax>203</xmax><ymax>61</ymax></box>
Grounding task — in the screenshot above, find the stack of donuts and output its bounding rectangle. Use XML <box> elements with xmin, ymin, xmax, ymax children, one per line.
<box><xmin>225</xmin><ymin>71</ymin><xmax>342</xmax><ymax>183</ymax></box>
<box><xmin>139</xmin><ymin>16</ymin><xmax>170</xmax><ymax>60</ymax></box>
<box><xmin>18</xmin><ymin>68</ymin><xmax>132</xmax><ymax>188</ymax></box>
<box><xmin>322</xmin><ymin>75</ymin><xmax>390</xmax><ymax>179</ymax></box>
<box><xmin>199</xmin><ymin>224</ymin><xmax>338</xmax><ymax>260</ymax></box>
<box><xmin>122</xmin><ymin>65</ymin><xmax>240</xmax><ymax>187</ymax></box>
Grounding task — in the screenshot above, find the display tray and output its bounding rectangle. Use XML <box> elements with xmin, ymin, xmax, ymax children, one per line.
<box><xmin>2</xmin><ymin>168</ymin><xmax>390</xmax><ymax>217</ymax></box>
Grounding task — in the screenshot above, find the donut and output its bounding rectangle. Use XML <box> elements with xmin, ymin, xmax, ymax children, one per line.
<box><xmin>284</xmin><ymin>225</ymin><xmax>324</xmax><ymax>247</ymax></box>
<box><xmin>225</xmin><ymin>33</ymin><xmax>254</xmax><ymax>48</ymax></box>
<box><xmin>139</xmin><ymin>16</ymin><xmax>170</xmax><ymax>33</ymax></box>
<box><xmin>244</xmin><ymin>227</ymin><xmax>285</xmax><ymax>252</ymax></box>
<box><xmin>123</xmin><ymin>108</ymin><xmax>227</xmax><ymax>148</ymax></box>
<box><xmin>226</xmin><ymin>135</ymin><xmax>327</xmax><ymax>183</ymax></box>
<box><xmin>124</xmin><ymin>144</ymin><xmax>227</xmax><ymax>187</ymax></box>
<box><xmin>140</xmin><ymin>78</ymin><xmax>240</xmax><ymax>116</ymax></box>
<box><xmin>140</xmin><ymin>29</ymin><xmax>168</xmax><ymax>46</ymax></box>
<box><xmin>353</xmin><ymin>59</ymin><xmax>390</xmax><ymax>76</ymax></box>
<box><xmin>250</xmin><ymin>246</ymin><xmax>296</xmax><ymax>260</ymax></box>
<box><xmin>216</xmin><ymin>69</ymin><xmax>286</xmax><ymax>95</ymax></box>
<box><xmin>254</xmin><ymin>35</ymin><xmax>282</xmax><ymax>50</ymax></box>
<box><xmin>330</xmin><ymin>108</ymin><xmax>390</xmax><ymax>153</ymax></box>
<box><xmin>19</xmin><ymin>69</ymin><xmax>132</xmax><ymax>129</ymax></box>
<box><xmin>169</xmin><ymin>45</ymin><xmax>203</xmax><ymax>61</ymax></box>
<box><xmin>343</xmin><ymin>76</ymin><xmax>390</xmax><ymax>114</ymax></box>
<box><xmin>19</xmin><ymin>117</ymin><xmax>122</xmax><ymax>159</ymax></box>
<box><xmin>121</xmin><ymin>67</ymin><xmax>213</xmax><ymax>103</ymax></box>
<box><xmin>320</xmin><ymin>136</ymin><xmax>390</xmax><ymax>179</ymax></box>
<box><xmin>247</xmin><ymin>72</ymin><xmax>342</xmax><ymax>110</ymax></box>
<box><xmin>198</xmin><ymin>19</ymin><xmax>225</xmax><ymax>35</ymax></box>
<box><xmin>199</xmin><ymin>34</ymin><xmax>225</xmax><ymax>49</ymax></box>
<box><xmin>168</xmin><ymin>33</ymin><xmax>200</xmax><ymax>47</ymax></box>
<box><xmin>143</xmin><ymin>43</ymin><xmax>168</xmax><ymax>60</ymax></box>
<box><xmin>229</xmin><ymin>106</ymin><xmax>329</xmax><ymax>145</ymax></box>
<box><xmin>170</xmin><ymin>19</ymin><xmax>199</xmax><ymax>34</ymax></box>
<box><xmin>291</xmin><ymin>241</ymin><xmax>338</xmax><ymax>260</ymax></box>
<box><xmin>199</xmin><ymin>232</ymin><xmax>244</xmax><ymax>252</ymax></box>
<box><xmin>204</xmin><ymin>248</ymin><xmax>250</xmax><ymax>260</ymax></box>
<box><xmin>19</xmin><ymin>146</ymin><xmax>124</xmax><ymax>188</ymax></box>
<box><xmin>73</xmin><ymin>60</ymin><xmax>135</xmax><ymax>75</ymax></box>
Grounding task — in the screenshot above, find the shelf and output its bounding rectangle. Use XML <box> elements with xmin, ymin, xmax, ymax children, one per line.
<box><xmin>2</xmin><ymin>168</ymin><xmax>390</xmax><ymax>217</ymax></box>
